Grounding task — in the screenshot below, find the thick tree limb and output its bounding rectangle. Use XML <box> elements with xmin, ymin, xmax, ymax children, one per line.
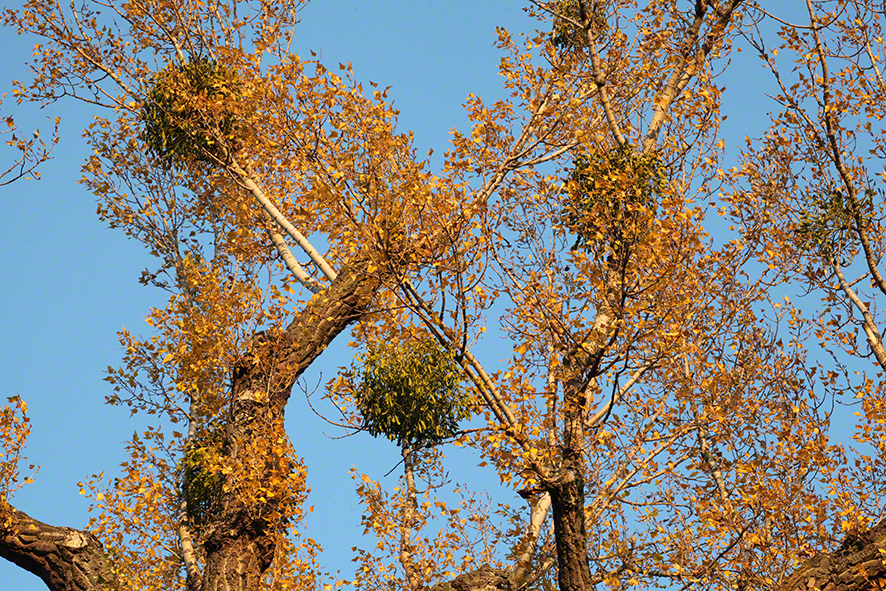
<box><xmin>201</xmin><ymin>257</ymin><xmax>380</xmax><ymax>591</ymax></box>
<box><xmin>0</xmin><ymin>500</ymin><xmax>118</xmax><ymax>591</ymax></box>
<box><xmin>780</xmin><ymin>519</ymin><xmax>886</xmax><ymax>591</ymax></box>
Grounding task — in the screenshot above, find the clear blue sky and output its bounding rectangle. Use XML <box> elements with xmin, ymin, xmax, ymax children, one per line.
<box><xmin>0</xmin><ymin>2</ymin><xmax>788</xmax><ymax>590</ymax></box>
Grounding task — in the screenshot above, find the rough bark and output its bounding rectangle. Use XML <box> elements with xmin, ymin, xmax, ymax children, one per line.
<box><xmin>201</xmin><ymin>257</ymin><xmax>380</xmax><ymax>591</ymax></box>
<box><xmin>430</xmin><ymin>565</ymin><xmax>511</xmax><ymax>591</ymax></box>
<box><xmin>0</xmin><ymin>500</ymin><xmax>117</xmax><ymax>591</ymax></box>
<box><xmin>543</xmin><ymin>299</ymin><xmax>610</xmax><ymax>591</ymax></box>
<box><xmin>548</xmin><ymin>463</ymin><xmax>591</xmax><ymax>591</ymax></box>
<box><xmin>780</xmin><ymin>519</ymin><xmax>886</xmax><ymax>591</ymax></box>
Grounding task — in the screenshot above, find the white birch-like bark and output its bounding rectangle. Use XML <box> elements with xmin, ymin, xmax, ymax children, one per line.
<box><xmin>834</xmin><ymin>261</ymin><xmax>886</xmax><ymax>370</ymax></box>
<box><xmin>177</xmin><ymin>394</ymin><xmax>202</xmax><ymax>591</ymax></box>
<box><xmin>511</xmin><ymin>492</ymin><xmax>552</xmax><ymax>587</ymax></box>
<box><xmin>228</xmin><ymin>160</ymin><xmax>338</xmax><ymax>282</ymax></box>
<box><xmin>268</xmin><ymin>231</ymin><xmax>322</xmax><ymax>294</ymax></box>
<box><xmin>399</xmin><ymin>445</ymin><xmax>422</xmax><ymax>591</ymax></box>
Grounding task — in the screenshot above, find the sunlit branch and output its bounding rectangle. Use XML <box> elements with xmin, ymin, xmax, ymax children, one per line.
<box><xmin>833</xmin><ymin>259</ymin><xmax>886</xmax><ymax>370</ymax></box>
<box><xmin>644</xmin><ymin>0</ymin><xmax>744</xmax><ymax>151</ymax></box>
<box><xmin>491</xmin><ymin>249</ymin><xmax>570</xmax><ymax>344</ymax></box>
<box><xmin>691</xmin><ymin>400</ymin><xmax>731</xmax><ymax>508</ymax></box>
<box><xmin>398</xmin><ymin>444</ymin><xmax>421</xmax><ymax>591</ymax></box>
<box><xmin>400</xmin><ymin>280</ymin><xmax>517</xmax><ymax>429</ymax></box>
<box><xmin>751</xmin><ymin>2</ymin><xmax>832</xmax><ymax>30</ymax></box>
<box><xmin>268</xmin><ymin>230</ymin><xmax>323</xmax><ymax>293</ymax></box>
<box><xmin>470</xmin><ymin>86</ymin><xmax>566</xmax><ymax>211</ymax></box>
<box><xmin>228</xmin><ymin>160</ymin><xmax>337</xmax><ymax>282</ymax></box>
<box><xmin>803</xmin><ymin>0</ymin><xmax>886</xmax><ymax>300</ymax></box>
<box><xmin>512</xmin><ymin>491</ymin><xmax>552</xmax><ymax>587</ymax></box>
<box><xmin>847</xmin><ymin>271</ymin><xmax>870</xmax><ymax>289</ymax></box>
<box><xmin>178</xmin><ymin>401</ymin><xmax>203</xmax><ymax>591</ymax></box>
<box><xmin>591</xmin><ymin>425</ymin><xmax>693</xmax><ymax>520</ymax></box>
<box><xmin>398</xmin><ymin>280</ymin><xmax>555</xmax><ymax>488</ymax></box>
<box><xmin>527</xmin><ymin>0</ymin><xmax>582</xmax><ymax>29</ymax></box>
<box><xmin>584</xmin><ymin>20</ymin><xmax>626</xmax><ymax>146</ymax></box>
<box><xmin>860</xmin><ymin>21</ymin><xmax>886</xmax><ymax>96</ymax></box>
<box><xmin>683</xmin><ymin>356</ymin><xmax>734</xmax><ymax>511</ymax></box>
<box><xmin>0</xmin><ymin>129</ymin><xmax>57</xmax><ymax>187</ymax></box>
<box><xmin>66</xmin><ymin>0</ymin><xmax>139</xmax><ymax>103</ymax></box>
<box><xmin>129</xmin><ymin>0</ymin><xmax>187</xmax><ymax>62</ymax></box>
<box><xmin>586</xmin><ymin>362</ymin><xmax>652</xmax><ymax>429</ymax></box>
<box><xmin>159</xmin><ymin>266</ymin><xmax>206</xmax><ymax>591</ymax></box>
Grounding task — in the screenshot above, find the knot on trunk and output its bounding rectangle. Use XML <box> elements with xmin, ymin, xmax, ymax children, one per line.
<box><xmin>430</xmin><ymin>565</ymin><xmax>511</xmax><ymax>591</ymax></box>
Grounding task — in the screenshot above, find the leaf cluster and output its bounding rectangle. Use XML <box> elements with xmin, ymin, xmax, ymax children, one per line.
<box><xmin>141</xmin><ymin>58</ymin><xmax>245</xmax><ymax>164</ymax></box>
<box><xmin>178</xmin><ymin>423</ymin><xmax>224</xmax><ymax>526</ymax></box>
<box><xmin>353</xmin><ymin>338</ymin><xmax>472</xmax><ymax>448</ymax></box>
<box><xmin>796</xmin><ymin>185</ymin><xmax>878</xmax><ymax>259</ymax></box>
<box><xmin>561</xmin><ymin>143</ymin><xmax>665</xmax><ymax>255</ymax></box>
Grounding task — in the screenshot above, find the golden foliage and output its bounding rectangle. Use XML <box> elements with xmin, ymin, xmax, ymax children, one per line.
<box><xmin>6</xmin><ymin>0</ymin><xmax>886</xmax><ymax>590</ymax></box>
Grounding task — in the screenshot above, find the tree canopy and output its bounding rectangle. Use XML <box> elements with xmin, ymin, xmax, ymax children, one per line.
<box><xmin>3</xmin><ymin>1</ymin><xmax>886</xmax><ymax>591</ymax></box>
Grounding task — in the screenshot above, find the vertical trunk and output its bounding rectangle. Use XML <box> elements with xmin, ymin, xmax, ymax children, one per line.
<box><xmin>202</xmin><ymin>258</ymin><xmax>380</xmax><ymax>591</ymax></box>
<box><xmin>546</xmin><ymin>257</ymin><xmax>617</xmax><ymax>591</ymax></box>
<box><xmin>549</xmin><ymin>455</ymin><xmax>591</xmax><ymax>591</ymax></box>
<box><xmin>549</xmin><ymin>373</ymin><xmax>594</xmax><ymax>591</ymax></box>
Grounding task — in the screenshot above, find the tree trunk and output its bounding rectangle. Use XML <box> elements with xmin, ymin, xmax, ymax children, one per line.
<box><xmin>202</xmin><ymin>257</ymin><xmax>380</xmax><ymax>591</ymax></box>
<box><xmin>548</xmin><ymin>461</ymin><xmax>591</xmax><ymax>591</ymax></box>
<box><xmin>0</xmin><ymin>500</ymin><xmax>118</xmax><ymax>591</ymax></box>
<box><xmin>779</xmin><ymin>519</ymin><xmax>886</xmax><ymax>591</ymax></box>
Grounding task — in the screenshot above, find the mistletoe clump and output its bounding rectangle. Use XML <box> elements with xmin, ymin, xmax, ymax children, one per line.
<box><xmin>561</xmin><ymin>143</ymin><xmax>665</xmax><ymax>255</ymax></box>
<box><xmin>141</xmin><ymin>57</ymin><xmax>246</xmax><ymax>164</ymax></box>
<box><xmin>178</xmin><ymin>423</ymin><xmax>224</xmax><ymax>526</ymax></box>
<box><xmin>796</xmin><ymin>184</ymin><xmax>877</xmax><ymax>258</ymax></box>
<box><xmin>353</xmin><ymin>338</ymin><xmax>472</xmax><ymax>448</ymax></box>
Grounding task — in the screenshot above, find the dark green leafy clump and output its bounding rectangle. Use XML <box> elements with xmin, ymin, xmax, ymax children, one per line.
<box><xmin>353</xmin><ymin>338</ymin><xmax>472</xmax><ymax>448</ymax></box>
<box><xmin>796</xmin><ymin>185</ymin><xmax>878</xmax><ymax>259</ymax></box>
<box><xmin>178</xmin><ymin>424</ymin><xmax>224</xmax><ymax>526</ymax></box>
<box><xmin>561</xmin><ymin>143</ymin><xmax>665</xmax><ymax>255</ymax></box>
<box><xmin>141</xmin><ymin>57</ymin><xmax>245</xmax><ymax>164</ymax></box>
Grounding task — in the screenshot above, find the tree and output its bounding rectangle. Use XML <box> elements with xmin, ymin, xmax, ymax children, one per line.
<box><xmin>2</xmin><ymin>1</ymin><xmax>886</xmax><ymax>591</ymax></box>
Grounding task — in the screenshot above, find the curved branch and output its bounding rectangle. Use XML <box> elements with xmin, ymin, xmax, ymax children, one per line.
<box><xmin>0</xmin><ymin>500</ymin><xmax>118</xmax><ymax>591</ymax></box>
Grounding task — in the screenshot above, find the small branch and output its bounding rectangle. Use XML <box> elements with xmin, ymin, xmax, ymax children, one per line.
<box><xmin>833</xmin><ymin>259</ymin><xmax>886</xmax><ymax>370</ymax></box>
<box><xmin>644</xmin><ymin>0</ymin><xmax>743</xmax><ymax>150</ymax></box>
<box><xmin>586</xmin><ymin>362</ymin><xmax>652</xmax><ymax>428</ymax></box>
<box><xmin>584</xmin><ymin>17</ymin><xmax>626</xmax><ymax>146</ymax></box>
<box><xmin>401</xmin><ymin>280</ymin><xmax>518</xmax><ymax>430</ymax></box>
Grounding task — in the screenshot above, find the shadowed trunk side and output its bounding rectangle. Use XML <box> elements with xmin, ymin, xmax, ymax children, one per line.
<box><xmin>202</xmin><ymin>258</ymin><xmax>380</xmax><ymax>591</ymax></box>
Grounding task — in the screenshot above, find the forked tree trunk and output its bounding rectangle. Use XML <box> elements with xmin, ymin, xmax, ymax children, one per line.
<box><xmin>4</xmin><ymin>259</ymin><xmax>886</xmax><ymax>591</ymax></box>
<box><xmin>202</xmin><ymin>257</ymin><xmax>380</xmax><ymax>591</ymax></box>
<box><xmin>0</xmin><ymin>258</ymin><xmax>383</xmax><ymax>591</ymax></box>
